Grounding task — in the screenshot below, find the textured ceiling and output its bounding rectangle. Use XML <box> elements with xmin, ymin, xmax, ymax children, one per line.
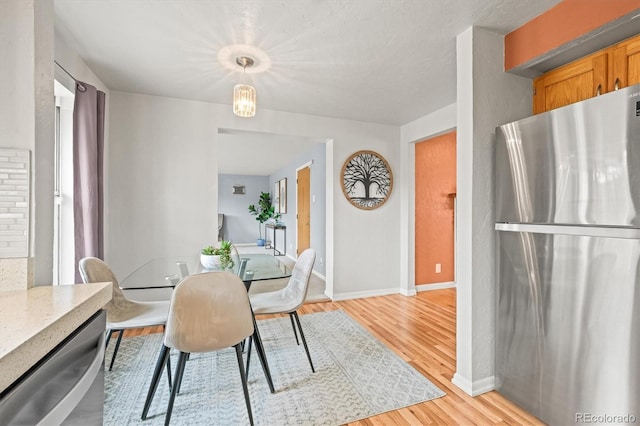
<box><xmin>54</xmin><ymin>0</ymin><xmax>561</xmax><ymax>126</ymax></box>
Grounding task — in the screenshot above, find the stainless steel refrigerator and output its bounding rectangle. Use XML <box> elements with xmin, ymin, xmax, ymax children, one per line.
<box><xmin>495</xmin><ymin>84</ymin><xmax>640</xmax><ymax>425</ymax></box>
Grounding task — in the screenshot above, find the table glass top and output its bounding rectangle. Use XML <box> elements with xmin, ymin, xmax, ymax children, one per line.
<box><xmin>120</xmin><ymin>253</ymin><xmax>291</xmax><ymax>290</ymax></box>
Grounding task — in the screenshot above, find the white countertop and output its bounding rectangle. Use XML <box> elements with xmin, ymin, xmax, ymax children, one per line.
<box><xmin>0</xmin><ymin>283</ymin><xmax>112</xmax><ymax>393</ymax></box>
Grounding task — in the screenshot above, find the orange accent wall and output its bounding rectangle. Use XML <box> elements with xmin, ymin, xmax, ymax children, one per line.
<box><xmin>415</xmin><ymin>131</ymin><xmax>456</xmax><ymax>285</ymax></box>
<box><xmin>505</xmin><ymin>0</ymin><xmax>640</xmax><ymax>70</ymax></box>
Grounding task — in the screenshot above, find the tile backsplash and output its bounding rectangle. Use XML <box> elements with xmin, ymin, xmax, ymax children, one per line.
<box><xmin>0</xmin><ymin>148</ymin><xmax>30</xmax><ymax>258</ymax></box>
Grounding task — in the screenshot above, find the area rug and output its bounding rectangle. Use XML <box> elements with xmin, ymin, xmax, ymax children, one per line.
<box><xmin>104</xmin><ymin>310</ymin><xmax>445</xmax><ymax>425</ymax></box>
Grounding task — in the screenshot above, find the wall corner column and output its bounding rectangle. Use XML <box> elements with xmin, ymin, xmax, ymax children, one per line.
<box><xmin>0</xmin><ymin>0</ymin><xmax>55</xmax><ymax>289</ymax></box>
<box><xmin>454</xmin><ymin>25</ymin><xmax>532</xmax><ymax>396</ymax></box>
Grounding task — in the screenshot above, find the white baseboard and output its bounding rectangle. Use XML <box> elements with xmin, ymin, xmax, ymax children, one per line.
<box><xmin>400</xmin><ymin>287</ymin><xmax>417</xmax><ymax>296</ymax></box>
<box><xmin>415</xmin><ymin>282</ymin><xmax>456</xmax><ymax>292</ymax></box>
<box><xmin>284</xmin><ymin>253</ymin><xmax>326</xmax><ymax>281</ymax></box>
<box><xmin>451</xmin><ymin>373</ymin><xmax>495</xmax><ymax>396</ymax></box>
<box><xmin>312</xmin><ymin>270</ymin><xmax>326</xmax><ymax>280</ymax></box>
<box><xmin>332</xmin><ymin>287</ymin><xmax>399</xmax><ymax>301</ymax></box>
<box><xmin>334</xmin><ymin>283</ymin><xmax>454</xmax><ymax>300</ymax></box>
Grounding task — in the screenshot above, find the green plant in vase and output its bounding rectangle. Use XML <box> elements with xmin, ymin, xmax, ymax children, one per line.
<box><xmin>200</xmin><ymin>240</ymin><xmax>234</xmax><ymax>269</ymax></box>
<box><xmin>216</xmin><ymin>240</ymin><xmax>234</xmax><ymax>269</ymax></box>
<box><xmin>248</xmin><ymin>191</ymin><xmax>280</xmax><ymax>247</ymax></box>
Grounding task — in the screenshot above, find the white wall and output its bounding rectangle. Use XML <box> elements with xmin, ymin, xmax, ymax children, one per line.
<box><xmin>107</xmin><ymin>91</ymin><xmax>400</xmax><ymax>299</ymax></box>
<box><xmin>0</xmin><ymin>0</ymin><xmax>54</xmax><ymax>288</ymax></box>
<box><xmin>452</xmin><ymin>26</ymin><xmax>532</xmax><ymax>396</ymax></box>
<box><xmin>218</xmin><ymin>174</ymin><xmax>270</xmax><ymax>244</ymax></box>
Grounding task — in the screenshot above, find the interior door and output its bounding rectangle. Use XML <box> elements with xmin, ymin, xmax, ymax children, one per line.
<box><xmin>296</xmin><ymin>166</ymin><xmax>311</xmax><ymax>256</ymax></box>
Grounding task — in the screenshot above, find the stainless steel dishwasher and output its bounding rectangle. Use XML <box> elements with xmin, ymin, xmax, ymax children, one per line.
<box><xmin>0</xmin><ymin>310</ymin><xmax>106</xmax><ymax>425</ymax></box>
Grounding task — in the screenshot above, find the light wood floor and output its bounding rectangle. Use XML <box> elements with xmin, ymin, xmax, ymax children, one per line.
<box><xmin>125</xmin><ymin>289</ymin><xmax>543</xmax><ymax>425</ymax></box>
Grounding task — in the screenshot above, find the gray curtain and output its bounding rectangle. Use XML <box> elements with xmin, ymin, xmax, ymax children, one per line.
<box><xmin>73</xmin><ymin>81</ymin><xmax>106</xmax><ymax>283</ymax></box>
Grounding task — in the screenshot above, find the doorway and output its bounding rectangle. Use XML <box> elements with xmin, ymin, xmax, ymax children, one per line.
<box><xmin>414</xmin><ymin>131</ymin><xmax>456</xmax><ymax>287</ymax></box>
<box><xmin>296</xmin><ymin>165</ymin><xmax>311</xmax><ymax>256</ymax></box>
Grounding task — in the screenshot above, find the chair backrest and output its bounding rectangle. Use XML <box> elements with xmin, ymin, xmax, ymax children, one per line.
<box><xmin>78</xmin><ymin>257</ymin><xmax>139</xmax><ymax>322</ymax></box>
<box><xmin>164</xmin><ymin>271</ymin><xmax>254</xmax><ymax>353</ymax></box>
<box><xmin>231</xmin><ymin>243</ymin><xmax>241</xmax><ymax>266</ymax></box>
<box><xmin>282</xmin><ymin>248</ymin><xmax>316</xmax><ymax>311</ymax></box>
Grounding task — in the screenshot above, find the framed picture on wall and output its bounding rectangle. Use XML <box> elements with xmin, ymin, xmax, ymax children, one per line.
<box><xmin>279</xmin><ymin>178</ymin><xmax>287</xmax><ymax>214</ymax></box>
<box><xmin>274</xmin><ymin>182</ymin><xmax>280</xmax><ymax>213</ymax></box>
<box><xmin>341</xmin><ymin>150</ymin><xmax>393</xmax><ymax>210</ymax></box>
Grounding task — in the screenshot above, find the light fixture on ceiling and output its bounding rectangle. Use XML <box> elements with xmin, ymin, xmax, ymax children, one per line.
<box><xmin>233</xmin><ymin>56</ymin><xmax>256</xmax><ymax>117</ymax></box>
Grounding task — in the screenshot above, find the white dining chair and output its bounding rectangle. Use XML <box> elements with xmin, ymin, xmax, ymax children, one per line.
<box><xmin>79</xmin><ymin>257</ymin><xmax>171</xmax><ymax>371</ymax></box>
<box><xmin>248</xmin><ymin>248</ymin><xmax>317</xmax><ymax>373</ymax></box>
<box><xmin>141</xmin><ymin>271</ymin><xmax>254</xmax><ymax>426</ymax></box>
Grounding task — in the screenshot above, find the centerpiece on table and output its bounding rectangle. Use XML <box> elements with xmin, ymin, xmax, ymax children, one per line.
<box><xmin>200</xmin><ymin>240</ymin><xmax>235</xmax><ymax>269</ymax></box>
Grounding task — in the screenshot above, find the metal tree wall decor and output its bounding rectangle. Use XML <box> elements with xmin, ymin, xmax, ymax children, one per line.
<box><xmin>341</xmin><ymin>150</ymin><xmax>393</xmax><ymax>210</ymax></box>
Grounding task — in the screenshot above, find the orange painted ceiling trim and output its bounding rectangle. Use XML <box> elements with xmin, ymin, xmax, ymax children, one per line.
<box><xmin>505</xmin><ymin>0</ymin><xmax>640</xmax><ymax>70</ymax></box>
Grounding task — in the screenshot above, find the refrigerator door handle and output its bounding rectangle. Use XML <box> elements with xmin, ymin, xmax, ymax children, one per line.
<box><xmin>36</xmin><ymin>332</ymin><xmax>106</xmax><ymax>426</ymax></box>
<box><xmin>495</xmin><ymin>223</ymin><xmax>640</xmax><ymax>239</ymax></box>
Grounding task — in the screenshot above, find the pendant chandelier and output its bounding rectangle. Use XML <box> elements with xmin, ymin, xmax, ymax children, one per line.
<box><xmin>233</xmin><ymin>56</ymin><xmax>256</xmax><ymax>117</ymax></box>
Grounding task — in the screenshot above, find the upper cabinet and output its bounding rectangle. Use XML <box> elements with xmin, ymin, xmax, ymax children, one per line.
<box><xmin>533</xmin><ymin>33</ymin><xmax>640</xmax><ymax>114</ymax></box>
<box><xmin>610</xmin><ymin>35</ymin><xmax>640</xmax><ymax>90</ymax></box>
<box><xmin>533</xmin><ymin>51</ymin><xmax>607</xmax><ymax>114</ymax></box>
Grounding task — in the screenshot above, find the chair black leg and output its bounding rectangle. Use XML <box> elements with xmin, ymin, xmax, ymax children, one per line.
<box><xmin>235</xmin><ymin>344</ymin><xmax>254</xmax><ymax>426</ymax></box>
<box><xmin>105</xmin><ymin>329</ymin><xmax>115</xmax><ymax>348</ymax></box>
<box><xmin>292</xmin><ymin>311</ymin><xmax>315</xmax><ymax>373</ymax></box>
<box><xmin>176</xmin><ymin>365</ymin><xmax>183</xmax><ymax>395</ymax></box>
<box><xmin>165</xmin><ymin>351</ymin><xmax>188</xmax><ymax>426</ymax></box>
<box><xmin>142</xmin><ymin>344</ymin><xmax>170</xmax><ymax>420</ymax></box>
<box><xmin>162</xmin><ymin>324</ymin><xmax>172</xmax><ymax>390</ymax></box>
<box><xmin>166</xmin><ymin>352</ymin><xmax>172</xmax><ymax>391</ymax></box>
<box><xmin>245</xmin><ymin>336</ymin><xmax>253</xmax><ymax>377</ymax></box>
<box><xmin>289</xmin><ymin>313</ymin><xmax>300</xmax><ymax>345</ymax></box>
<box><xmin>109</xmin><ymin>329</ymin><xmax>124</xmax><ymax>371</ymax></box>
<box><xmin>251</xmin><ymin>316</ymin><xmax>275</xmax><ymax>393</ymax></box>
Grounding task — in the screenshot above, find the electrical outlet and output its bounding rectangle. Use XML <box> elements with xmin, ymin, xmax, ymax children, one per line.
<box><xmin>319</xmin><ymin>257</ymin><xmax>323</xmax><ymax>265</ymax></box>
<box><xmin>435</xmin><ymin>263</ymin><xmax>441</xmax><ymax>273</ymax></box>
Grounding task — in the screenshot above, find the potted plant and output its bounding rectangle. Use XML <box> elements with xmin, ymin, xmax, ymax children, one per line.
<box><xmin>248</xmin><ymin>191</ymin><xmax>280</xmax><ymax>246</ymax></box>
<box><xmin>200</xmin><ymin>240</ymin><xmax>234</xmax><ymax>269</ymax></box>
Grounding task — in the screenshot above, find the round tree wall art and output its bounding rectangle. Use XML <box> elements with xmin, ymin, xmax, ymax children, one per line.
<box><xmin>341</xmin><ymin>150</ymin><xmax>393</xmax><ymax>210</ymax></box>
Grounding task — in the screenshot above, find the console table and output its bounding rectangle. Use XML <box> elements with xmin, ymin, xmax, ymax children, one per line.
<box><xmin>265</xmin><ymin>223</ymin><xmax>286</xmax><ymax>256</ymax></box>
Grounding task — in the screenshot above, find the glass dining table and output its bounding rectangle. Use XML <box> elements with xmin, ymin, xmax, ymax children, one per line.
<box><xmin>120</xmin><ymin>253</ymin><xmax>291</xmax><ymax>292</ymax></box>
<box><xmin>120</xmin><ymin>253</ymin><xmax>291</xmax><ymax>394</ymax></box>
